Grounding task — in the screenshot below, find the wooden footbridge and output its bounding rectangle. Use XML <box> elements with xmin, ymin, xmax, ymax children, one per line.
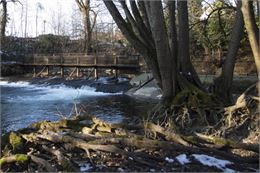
<box><xmin>21</xmin><ymin>53</ymin><xmax>141</xmax><ymax>78</ymax></box>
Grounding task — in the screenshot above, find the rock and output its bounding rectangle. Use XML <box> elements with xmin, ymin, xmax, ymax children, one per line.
<box><xmin>126</xmin><ymin>73</ymin><xmax>161</xmax><ymax>100</ymax></box>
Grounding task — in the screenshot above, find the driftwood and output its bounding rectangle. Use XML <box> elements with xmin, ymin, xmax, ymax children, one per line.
<box><xmin>145</xmin><ymin>122</ymin><xmax>190</xmax><ymax>146</ymax></box>
<box><xmin>195</xmin><ymin>133</ymin><xmax>259</xmax><ymax>153</ymax></box>
<box><xmin>36</xmin><ymin>132</ymin><xmax>160</xmax><ymax>168</ymax></box>
<box><xmin>1</xmin><ymin>110</ymin><xmax>259</xmax><ymax>172</ymax></box>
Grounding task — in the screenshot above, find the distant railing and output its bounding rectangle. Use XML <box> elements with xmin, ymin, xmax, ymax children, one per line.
<box><xmin>22</xmin><ymin>53</ymin><xmax>140</xmax><ymax>67</ymax></box>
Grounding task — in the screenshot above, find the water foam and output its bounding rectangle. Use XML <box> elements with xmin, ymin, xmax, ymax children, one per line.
<box><xmin>0</xmin><ymin>81</ymin><xmax>31</xmax><ymax>87</ymax></box>
<box><xmin>1</xmin><ymin>80</ymin><xmax>122</xmax><ymax>101</ymax></box>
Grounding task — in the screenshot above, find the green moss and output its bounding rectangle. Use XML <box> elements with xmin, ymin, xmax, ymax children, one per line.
<box><xmin>172</xmin><ymin>87</ymin><xmax>219</xmax><ymax>107</ymax></box>
<box><xmin>2</xmin><ymin>145</ymin><xmax>10</xmax><ymax>157</ymax></box>
<box><xmin>0</xmin><ymin>157</ymin><xmax>6</xmax><ymax>166</ymax></box>
<box><xmin>15</xmin><ymin>154</ymin><xmax>28</xmax><ymax>162</ymax></box>
<box><xmin>0</xmin><ymin>154</ymin><xmax>28</xmax><ymax>166</ymax></box>
<box><xmin>9</xmin><ymin>132</ymin><xmax>23</xmax><ymax>152</ymax></box>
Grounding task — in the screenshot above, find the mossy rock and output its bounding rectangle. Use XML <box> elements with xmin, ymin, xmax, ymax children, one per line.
<box><xmin>9</xmin><ymin>132</ymin><xmax>24</xmax><ymax>152</ymax></box>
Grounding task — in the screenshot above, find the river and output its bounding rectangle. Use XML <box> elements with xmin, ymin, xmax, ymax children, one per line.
<box><xmin>0</xmin><ymin>77</ymin><xmax>155</xmax><ymax>134</ymax></box>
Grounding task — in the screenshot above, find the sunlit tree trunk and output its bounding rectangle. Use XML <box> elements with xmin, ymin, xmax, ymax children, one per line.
<box><xmin>241</xmin><ymin>0</ymin><xmax>260</xmax><ymax>109</ymax></box>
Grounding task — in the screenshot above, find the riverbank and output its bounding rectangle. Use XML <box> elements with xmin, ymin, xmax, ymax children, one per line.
<box><xmin>0</xmin><ymin>114</ymin><xmax>258</xmax><ymax>172</ymax></box>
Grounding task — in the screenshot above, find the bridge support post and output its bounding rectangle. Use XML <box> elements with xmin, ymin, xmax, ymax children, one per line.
<box><xmin>61</xmin><ymin>67</ymin><xmax>64</xmax><ymax>77</ymax></box>
<box><xmin>33</xmin><ymin>67</ymin><xmax>36</xmax><ymax>77</ymax></box>
<box><xmin>115</xmin><ymin>69</ymin><xmax>118</xmax><ymax>78</ymax></box>
<box><xmin>46</xmin><ymin>66</ymin><xmax>49</xmax><ymax>76</ymax></box>
<box><xmin>76</xmin><ymin>67</ymin><xmax>79</xmax><ymax>77</ymax></box>
<box><xmin>94</xmin><ymin>68</ymin><xmax>98</xmax><ymax>79</ymax></box>
<box><xmin>94</xmin><ymin>55</ymin><xmax>98</xmax><ymax>79</ymax></box>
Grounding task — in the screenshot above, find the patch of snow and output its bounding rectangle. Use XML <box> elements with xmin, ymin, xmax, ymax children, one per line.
<box><xmin>192</xmin><ymin>154</ymin><xmax>234</xmax><ymax>172</ymax></box>
<box><xmin>117</xmin><ymin>168</ymin><xmax>124</xmax><ymax>172</ymax></box>
<box><xmin>79</xmin><ymin>163</ymin><xmax>92</xmax><ymax>172</ymax></box>
<box><xmin>223</xmin><ymin>168</ymin><xmax>236</xmax><ymax>173</ymax></box>
<box><xmin>157</xmin><ymin>94</ymin><xmax>162</xmax><ymax>98</ymax></box>
<box><xmin>176</xmin><ymin>154</ymin><xmax>191</xmax><ymax>165</ymax></box>
<box><xmin>165</xmin><ymin>157</ymin><xmax>174</xmax><ymax>163</ymax></box>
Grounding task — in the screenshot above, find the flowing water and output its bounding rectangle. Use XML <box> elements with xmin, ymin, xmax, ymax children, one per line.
<box><xmin>0</xmin><ymin>78</ymin><xmax>155</xmax><ymax>134</ymax></box>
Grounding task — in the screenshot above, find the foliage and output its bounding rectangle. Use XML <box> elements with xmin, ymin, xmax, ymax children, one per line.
<box><xmin>189</xmin><ymin>0</ymin><xmax>236</xmax><ymax>58</ymax></box>
<box><xmin>35</xmin><ymin>34</ymin><xmax>70</xmax><ymax>53</ymax></box>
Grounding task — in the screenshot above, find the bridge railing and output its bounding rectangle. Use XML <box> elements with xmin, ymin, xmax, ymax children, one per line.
<box><xmin>22</xmin><ymin>53</ymin><xmax>140</xmax><ymax>66</ymax></box>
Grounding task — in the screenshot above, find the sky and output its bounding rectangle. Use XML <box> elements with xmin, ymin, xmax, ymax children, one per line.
<box><xmin>6</xmin><ymin>0</ymin><xmax>236</xmax><ymax>38</ymax></box>
<box><xmin>6</xmin><ymin>0</ymin><xmax>112</xmax><ymax>37</ymax></box>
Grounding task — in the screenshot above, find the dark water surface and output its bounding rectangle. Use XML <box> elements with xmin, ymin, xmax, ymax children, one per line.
<box><xmin>0</xmin><ymin>77</ymin><xmax>155</xmax><ymax>134</ymax></box>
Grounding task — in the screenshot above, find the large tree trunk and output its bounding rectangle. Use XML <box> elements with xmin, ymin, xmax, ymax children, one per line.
<box><xmin>104</xmin><ymin>0</ymin><xmax>205</xmax><ymax>104</ymax></box>
<box><xmin>214</xmin><ymin>1</ymin><xmax>244</xmax><ymax>105</ymax></box>
<box><xmin>0</xmin><ymin>0</ymin><xmax>7</xmax><ymax>47</ymax></box>
<box><xmin>103</xmin><ymin>0</ymin><xmax>162</xmax><ymax>88</ymax></box>
<box><xmin>145</xmin><ymin>1</ymin><xmax>177</xmax><ymax>101</ymax></box>
<box><xmin>241</xmin><ymin>0</ymin><xmax>260</xmax><ymax>110</ymax></box>
<box><xmin>177</xmin><ymin>1</ymin><xmax>203</xmax><ymax>89</ymax></box>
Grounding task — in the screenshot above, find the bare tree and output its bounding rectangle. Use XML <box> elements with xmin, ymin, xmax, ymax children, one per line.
<box><xmin>75</xmin><ymin>0</ymin><xmax>97</xmax><ymax>53</ymax></box>
<box><xmin>0</xmin><ymin>0</ymin><xmax>7</xmax><ymax>46</ymax></box>
<box><xmin>35</xmin><ymin>2</ymin><xmax>44</xmax><ymax>37</ymax></box>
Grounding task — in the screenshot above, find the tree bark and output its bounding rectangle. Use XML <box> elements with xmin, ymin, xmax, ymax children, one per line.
<box><xmin>75</xmin><ymin>0</ymin><xmax>94</xmax><ymax>53</ymax></box>
<box><xmin>0</xmin><ymin>0</ymin><xmax>7</xmax><ymax>47</ymax></box>
<box><xmin>103</xmin><ymin>0</ymin><xmax>162</xmax><ymax>87</ymax></box>
<box><xmin>214</xmin><ymin>1</ymin><xmax>244</xmax><ymax>104</ymax></box>
<box><xmin>177</xmin><ymin>1</ymin><xmax>202</xmax><ymax>89</ymax></box>
<box><xmin>241</xmin><ymin>0</ymin><xmax>260</xmax><ymax>110</ymax></box>
<box><xmin>145</xmin><ymin>1</ymin><xmax>177</xmax><ymax>100</ymax></box>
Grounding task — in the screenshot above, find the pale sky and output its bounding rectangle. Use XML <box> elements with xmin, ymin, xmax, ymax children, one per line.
<box><xmin>6</xmin><ymin>0</ymin><xmax>235</xmax><ymax>38</ymax></box>
<box><xmin>6</xmin><ymin>0</ymin><xmax>112</xmax><ymax>37</ymax></box>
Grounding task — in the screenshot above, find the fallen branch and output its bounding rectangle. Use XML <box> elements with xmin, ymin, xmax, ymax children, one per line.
<box><xmin>145</xmin><ymin>122</ymin><xmax>190</xmax><ymax>146</ymax></box>
<box><xmin>0</xmin><ymin>154</ymin><xmax>28</xmax><ymax>167</ymax></box>
<box><xmin>195</xmin><ymin>133</ymin><xmax>259</xmax><ymax>153</ymax></box>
